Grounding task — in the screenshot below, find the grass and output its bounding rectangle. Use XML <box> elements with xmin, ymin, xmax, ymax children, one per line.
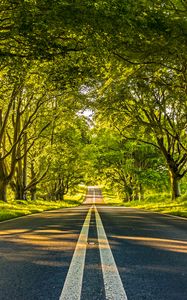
<box><xmin>103</xmin><ymin>190</ymin><xmax>187</xmax><ymax>218</ymax></box>
<box><xmin>1</xmin><ymin>187</ymin><xmax>186</xmax><ymax>222</ymax></box>
<box><xmin>0</xmin><ymin>191</ymin><xmax>85</xmax><ymax>222</ymax></box>
<box><xmin>102</xmin><ymin>190</ymin><xmax>124</xmax><ymax>206</ymax></box>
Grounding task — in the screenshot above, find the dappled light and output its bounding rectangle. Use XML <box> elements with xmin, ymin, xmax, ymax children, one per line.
<box><xmin>111</xmin><ymin>235</ymin><xmax>187</xmax><ymax>254</ymax></box>
<box><xmin>1</xmin><ymin>1</ymin><xmax>187</xmax><ymax>299</ymax></box>
<box><xmin>0</xmin><ymin>209</ymin><xmax>90</xmax><ymax>269</ymax></box>
<box><xmin>0</xmin><ymin>188</ymin><xmax>187</xmax><ymax>300</ymax></box>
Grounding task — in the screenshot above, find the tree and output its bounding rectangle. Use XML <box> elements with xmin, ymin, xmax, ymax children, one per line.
<box><xmin>40</xmin><ymin>112</ymin><xmax>90</xmax><ymax>200</ymax></box>
<box><xmin>96</xmin><ymin>65</ymin><xmax>187</xmax><ymax>199</ymax></box>
<box><xmin>0</xmin><ymin>63</ymin><xmax>54</xmax><ymax>201</ymax></box>
<box><xmin>91</xmin><ymin>126</ymin><xmax>168</xmax><ymax>201</ymax></box>
<box><xmin>1</xmin><ymin>0</ymin><xmax>187</xmax><ymax>203</ymax></box>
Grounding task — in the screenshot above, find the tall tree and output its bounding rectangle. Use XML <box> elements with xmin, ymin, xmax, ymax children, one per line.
<box><xmin>41</xmin><ymin>113</ymin><xmax>90</xmax><ymax>200</ymax></box>
<box><xmin>91</xmin><ymin>126</ymin><xmax>167</xmax><ymax>201</ymax></box>
<box><xmin>0</xmin><ymin>63</ymin><xmax>53</xmax><ymax>201</ymax></box>
<box><xmin>95</xmin><ymin>65</ymin><xmax>187</xmax><ymax>199</ymax></box>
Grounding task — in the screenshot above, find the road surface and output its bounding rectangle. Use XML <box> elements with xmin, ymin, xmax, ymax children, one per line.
<box><xmin>0</xmin><ymin>186</ymin><xmax>187</xmax><ymax>299</ymax></box>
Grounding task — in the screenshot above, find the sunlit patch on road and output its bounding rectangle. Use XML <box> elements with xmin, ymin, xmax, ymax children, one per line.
<box><xmin>111</xmin><ymin>235</ymin><xmax>187</xmax><ymax>253</ymax></box>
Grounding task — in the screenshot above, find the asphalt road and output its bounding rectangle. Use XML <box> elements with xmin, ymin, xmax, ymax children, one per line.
<box><xmin>0</xmin><ymin>187</ymin><xmax>187</xmax><ymax>300</ymax></box>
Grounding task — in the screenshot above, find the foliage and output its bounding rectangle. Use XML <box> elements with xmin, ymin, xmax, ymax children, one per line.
<box><xmin>40</xmin><ymin>114</ymin><xmax>90</xmax><ymax>200</ymax></box>
<box><xmin>103</xmin><ymin>189</ymin><xmax>187</xmax><ymax>218</ymax></box>
<box><xmin>0</xmin><ymin>187</ymin><xmax>85</xmax><ymax>222</ymax></box>
<box><xmin>94</xmin><ymin>55</ymin><xmax>187</xmax><ymax>199</ymax></box>
<box><xmin>0</xmin><ymin>0</ymin><xmax>187</xmax><ymax>209</ymax></box>
<box><xmin>91</xmin><ymin>121</ymin><xmax>169</xmax><ymax>201</ymax></box>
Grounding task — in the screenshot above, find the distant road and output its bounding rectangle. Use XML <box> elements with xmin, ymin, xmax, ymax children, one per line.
<box><xmin>0</xmin><ymin>186</ymin><xmax>187</xmax><ymax>299</ymax></box>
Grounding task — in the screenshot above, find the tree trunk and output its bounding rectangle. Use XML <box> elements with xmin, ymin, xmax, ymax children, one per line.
<box><xmin>127</xmin><ymin>186</ymin><xmax>133</xmax><ymax>201</ymax></box>
<box><xmin>15</xmin><ymin>179</ymin><xmax>27</xmax><ymax>200</ymax></box>
<box><xmin>15</xmin><ymin>157</ymin><xmax>23</xmax><ymax>200</ymax></box>
<box><xmin>156</xmin><ymin>137</ymin><xmax>182</xmax><ymax>200</ymax></box>
<box><xmin>14</xmin><ymin>117</ymin><xmax>25</xmax><ymax>200</ymax></box>
<box><xmin>124</xmin><ymin>192</ymin><xmax>129</xmax><ymax>202</ymax></box>
<box><xmin>30</xmin><ymin>161</ymin><xmax>37</xmax><ymax>201</ymax></box>
<box><xmin>0</xmin><ymin>159</ymin><xmax>8</xmax><ymax>202</ymax></box>
<box><xmin>133</xmin><ymin>185</ymin><xmax>139</xmax><ymax>201</ymax></box>
<box><xmin>169</xmin><ymin>170</ymin><xmax>181</xmax><ymax>200</ymax></box>
<box><xmin>0</xmin><ymin>180</ymin><xmax>8</xmax><ymax>202</ymax></box>
<box><xmin>30</xmin><ymin>186</ymin><xmax>37</xmax><ymax>201</ymax></box>
<box><xmin>15</xmin><ymin>183</ymin><xmax>25</xmax><ymax>200</ymax></box>
<box><xmin>138</xmin><ymin>183</ymin><xmax>144</xmax><ymax>201</ymax></box>
<box><xmin>22</xmin><ymin>131</ymin><xmax>27</xmax><ymax>200</ymax></box>
<box><xmin>60</xmin><ymin>191</ymin><xmax>64</xmax><ymax>201</ymax></box>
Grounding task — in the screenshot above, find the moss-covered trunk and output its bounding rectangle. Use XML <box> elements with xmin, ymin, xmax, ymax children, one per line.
<box><xmin>0</xmin><ymin>159</ymin><xmax>8</xmax><ymax>202</ymax></box>
<box><xmin>15</xmin><ymin>184</ymin><xmax>27</xmax><ymax>200</ymax></box>
<box><xmin>169</xmin><ymin>170</ymin><xmax>181</xmax><ymax>200</ymax></box>
<box><xmin>30</xmin><ymin>186</ymin><xmax>37</xmax><ymax>201</ymax></box>
<box><xmin>0</xmin><ymin>180</ymin><xmax>8</xmax><ymax>202</ymax></box>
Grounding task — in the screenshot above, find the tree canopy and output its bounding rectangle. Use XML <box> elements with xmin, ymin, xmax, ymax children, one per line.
<box><xmin>0</xmin><ymin>0</ymin><xmax>186</xmax><ymax>201</ymax></box>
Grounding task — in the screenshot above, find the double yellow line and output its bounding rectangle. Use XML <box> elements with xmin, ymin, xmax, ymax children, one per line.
<box><xmin>59</xmin><ymin>205</ymin><xmax>127</xmax><ymax>300</ymax></box>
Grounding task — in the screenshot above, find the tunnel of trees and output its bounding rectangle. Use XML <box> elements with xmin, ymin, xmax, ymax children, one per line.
<box><xmin>0</xmin><ymin>0</ymin><xmax>186</xmax><ymax>202</ymax></box>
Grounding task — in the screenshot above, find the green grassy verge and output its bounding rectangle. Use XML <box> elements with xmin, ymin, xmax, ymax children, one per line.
<box><xmin>103</xmin><ymin>190</ymin><xmax>187</xmax><ymax>218</ymax></box>
<box><xmin>0</xmin><ymin>191</ymin><xmax>85</xmax><ymax>222</ymax></box>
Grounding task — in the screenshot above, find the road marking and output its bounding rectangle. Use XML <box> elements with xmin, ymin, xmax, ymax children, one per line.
<box><xmin>59</xmin><ymin>188</ymin><xmax>128</xmax><ymax>300</ymax></box>
<box><xmin>59</xmin><ymin>206</ymin><xmax>92</xmax><ymax>300</ymax></box>
<box><xmin>94</xmin><ymin>205</ymin><xmax>128</xmax><ymax>300</ymax></box>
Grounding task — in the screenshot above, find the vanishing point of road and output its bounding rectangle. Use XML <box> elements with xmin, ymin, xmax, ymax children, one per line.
<box><xmin>0</xmin><ymin>187</ymin><xmax>187</xmax><ymax>300</ymax></box>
